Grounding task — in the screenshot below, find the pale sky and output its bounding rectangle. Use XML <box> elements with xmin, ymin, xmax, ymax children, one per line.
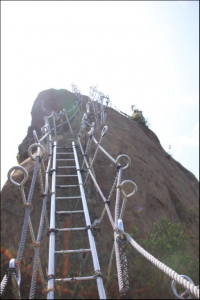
<box><xmin>1</xmin><ymin>1</ymin><xmax>199</xmax><ymax>189</ymax></box>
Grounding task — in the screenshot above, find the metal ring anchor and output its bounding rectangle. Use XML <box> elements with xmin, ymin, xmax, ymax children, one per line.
<box><xmin>33</xmin><ymin>130</ymin><xmax>39</xmax><ymax>143</ymax></box>
<box><xmin>117</xmin><ymin>219</ymin><xmax>125</xmax><ymax>240</ymax></box>
<box><xmin>9</xmin><ymin>258</ymin><xmax>21</xmax><ymax>287</ymax></box>
<box><xmin>8</xmin><ymin>166</ymin><xmax>29</xmax><ymax>187</ymax></box>
<box><xmin>101</xmin><ymin>126</ymin><xmax>108</xmax><ymax>137</ymax></box>
<box><xmin>28</xmin><ymin>143</ymin><xmax>45</xmax><ymax>160</ymax></box>
<box><xmin>115</xmin><ymin>154</ymin><xmax>131</xmax><ymax>170</ymax></box>
<box><xmin>119</xmin><ymin>180</ymin><xmax>137</xmax><ymax>198</ymax></box>
<box><xmin>41</xmin><ymin>126</ymin><xmax>47</xmax><ymax>134</ymax></box>
<box><xmin>171</xmin><ymin>275</ymin><xmax>194</xmax><ymax>299</ymax></box>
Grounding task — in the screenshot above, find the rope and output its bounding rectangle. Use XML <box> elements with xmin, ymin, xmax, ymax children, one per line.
<box><xmin>114</xmin><ymin>167</ymin><xmax>130</xmax><ymax>297</ymax></box>
<box><xmin>16</xmin><ymin>156</ymin><xmax>40</xmax><ymax>264</ymax></box>
<box><xmin>0</xmin><ymin>273</ymin><xmax>9</xmax><ymax>297</ymax></box>
<box><xmin>78</xmin><ymin>137</ymin><xmax>116</xmax><ymax>230</ymax></box>
<box><xmin>124</xmin><ymin>232</ymin><xmax>199</xmax><ymax>299</ymax></box>
<box><xmin>4</xmin><ymin>92</ymin><xmax>81</xmax><ymax>298</ymax></box>
<box><xmin>38</xmin><ymin>163</ymin><xmax>44</xmax><ymax>194</ymax></box>
<box><xmin>114</xmin><ymin>235</ymin><xmax>130</xmax><ymax>298</ymax></box>
<box><xmin>29</xmin><ymin>194</ymin><xmax>48</xmax><ymax>299</ymax></box>
<box><xmin>7</xmin><ymin>84</ymin><xmax>196</xmax><ymax>300</ymax></box>
<box><xmin>91</xmin><ymin>171</ymin><xmax>119</xmax><ymax>236</ymax></box>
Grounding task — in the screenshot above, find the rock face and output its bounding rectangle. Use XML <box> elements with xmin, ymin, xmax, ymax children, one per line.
<box><xmin>1</xmin><ymin>89</ymin><xmax>199</xmax><ymax>299</ymax></box>
<box><xmin>18</xmin><ymin>88</ymin><xmax>85</xmax><ymax>163</ymax></box>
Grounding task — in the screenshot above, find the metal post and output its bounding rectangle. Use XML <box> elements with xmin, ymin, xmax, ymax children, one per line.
<box><xmin>9</xmin><ymin>258</ymin><xmax>21</xmax><ymax>299</ymax></box>
<box><xmin>72</xmin><ymin>142</ymin><xmax>106</xmax><ymax>299</ymax></box>
<box><xmin>47</xmin><ymin>141</ymin><xmax>57</xmax><ymax>299</ymax></box>
<box><xmin>52</xmin><ymin>112</ymin><xmax>57</xmax><ymax>138</ymax></box>
<box><xmin>101</xmin><ymin>97</ymin><xmax>103</xmax><ymax>125</ymax></box>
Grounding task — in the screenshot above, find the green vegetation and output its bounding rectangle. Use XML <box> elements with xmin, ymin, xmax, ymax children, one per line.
<box><xmin>104</xmin><ymin>217</ymin><xmax>199</xmax><ymax>299</ymax></box>
<box><xmin>126</xmin><ymin>217</ymin><xmax>199</xmax><ymax>299</ymax></box>
<box><xmin>131</xmin><ymin>105</ymin><xmax>149</xmax><ymax>127</ymax></box>
<box><xmin>53</xmin><ymin>89</ymin><xmax>78</xmax><ymax>113</ymax></box>
<box><xmin>60</xmin><ymin>97</ymin><xmax>77</xmax><ymax>114</ymax></box>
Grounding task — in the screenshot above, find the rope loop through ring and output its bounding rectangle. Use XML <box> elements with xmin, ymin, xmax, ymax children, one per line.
<box><xmin>171</xmin><ymin>275</ymin><xmax>194</xmax><ymax>299</ymax></box>
<box><xmin>115</xmin><ymin>154</ymin><xmax>131</xmax><ymax>170</ymax></box>
<box><xmin>28</xmin><ymin>143</ymin><xmax>45</xmax><ymax>160</ymax></box>
<box><xmin>8</xmin><ymin>166</ymin><xmax>29</xmax><ymax>187</ymax></box>
<box><xmin>119</xmin><ymin>180</ymin><xmax>137</xmax><ymax>198</ymax></box>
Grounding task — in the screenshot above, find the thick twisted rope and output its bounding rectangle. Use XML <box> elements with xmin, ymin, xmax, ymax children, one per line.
<box><xmin>93</xmin><ymin>171</ymin><xmax>120</xmax><ymax>228</ymax></box>
<box><xmin>1</xmin><ymin>91</ymin><xmax>81</xmax><ymax>298</ymax></box>
<box><xmin>114</xmin><ymin>167</ymin><xmax>130</xmax><ymax>298</ymax></box>
<box><xmin>16</xmin><ymin>156</ymin><xmax>40</xmax><ymax>264</ymax></box>
<box><xmin>37</xmin><ymin>163</ymin><xmax>44</xmax><ymax>194</ymax></box>
<box><xmin>78</xmin><ymin>136</ymin><xmax>116</xmax><ymax>230</ymax></box>
<box><xmin>124</xmin><ymin>232</ymin><xmax>199</xmax><ymax>299</ymax></box>
<box><xmin>29</xmin><ymin>141</ymin><xmax>53</xmax><ymax>298</ymax></box>
<box><xmin>29</xmin><ymin>195</ymin><xmax>48</xmax><ymax>299</ymax></box>
<box><xmin>0</xmin><ymin>273</ymin><xmax>9</xmax><ymax>297</ymax></box>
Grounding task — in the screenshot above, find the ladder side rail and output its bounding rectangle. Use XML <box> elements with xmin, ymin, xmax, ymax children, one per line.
<box><xmin>47</xmin><ymin>141</ymin><xmax>57</xmax><ymax>299</ymax></box>
<box><xmin>52</xmin><ymin>112</ymin><xmax>57</xmax><ymax>138</ymax></box>
<box><xmin>72</xmin><ymin>141</ymin><xmax>106</xmax><ymax>299</ymax></box>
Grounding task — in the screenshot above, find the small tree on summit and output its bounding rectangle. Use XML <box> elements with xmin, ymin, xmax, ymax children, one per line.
<box><xmin>131</xmin><ymin>105</ymin><xmax>149</xmax><ymax>127</ymax></box>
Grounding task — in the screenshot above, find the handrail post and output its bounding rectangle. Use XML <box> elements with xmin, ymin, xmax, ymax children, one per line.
<box><xmin>52</xmin><ymin>112</ymin><xmax>57</xmax><ymax>138</ymax></box>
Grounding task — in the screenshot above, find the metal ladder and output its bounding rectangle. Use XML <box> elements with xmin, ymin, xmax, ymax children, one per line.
<box><xmin>47</xmin><ymin>141</ymin><xmax>106</xmax><ymax>299</ymax></box>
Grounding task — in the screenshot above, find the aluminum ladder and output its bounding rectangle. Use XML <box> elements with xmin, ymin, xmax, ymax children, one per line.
<box><xmin>47</xmin><ymin>141</ymin><xmax>106</xmax><ymax>299</ymax></box>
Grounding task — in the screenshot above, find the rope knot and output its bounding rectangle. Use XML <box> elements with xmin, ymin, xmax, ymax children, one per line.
<box><xmin>32</xmin><ymin>241</ymin><xmax>40</xmax><ymax>247</ymax></box>
<box><xmin>23</xmin><ymin>203</ymin><xmax>33</xmax><ymax>211</ymax></box>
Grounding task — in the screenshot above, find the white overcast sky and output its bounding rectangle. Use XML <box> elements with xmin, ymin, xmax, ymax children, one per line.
<box><xmin>1</xmin><ymin>1</ymin><xmax>199</xmax><ymax>189</ymax></box>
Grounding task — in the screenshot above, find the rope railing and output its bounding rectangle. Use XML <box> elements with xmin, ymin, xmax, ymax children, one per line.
<box><xmin>1</xmin><ymin>88</ymin><xmax>82</xmax><ymax>299</ymax></box>
<box><xmin>76</xmin><ymin>118</ymin><xmax>135</xmax><ymax>298</ymax></box>
<box><xmin>28</xmin><ymin>90</ymin><xmax>82</xmax><ymax>298</ymax></box>
<box><xmin>1</xmin><ymin>89</ymin><xmax>125</xmax><ymax>299</ymax></box>
<box><xmin>29</xmin><ymin>120</ymin><xmax>53</xmax><ymax>299</ymax></box>
<box><xmin>0</xmin><ymin>273</ymin><xmax>9</xmax><ymax>297</ymax></box>
<box><xmin>2</xmin><ymin>84</ymin><xmax>198</xmax><ymax>300</ymax></box>
<box><xmin>74</xmin><ymin>86</ymin><xmax>199</xmax><ymax>299</ymax></box>
<box><xmin>124</xmin><ymin>232</ymin><xmax>199</xmax><ymax>299</ymax></box>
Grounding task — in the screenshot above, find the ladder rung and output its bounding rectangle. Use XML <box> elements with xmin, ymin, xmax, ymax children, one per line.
<box><xmin>56</xmin><ymin>210</ymin><xmax>84</xmax><ymax>214</ymax></box>
<box><xmin>55</xmin><ymin>276</ymin><xmax>95</xmax><ymax>282</ymax></box>
<box><xmin>57</xmin><ymin>227</ymin><xmax>86</xmax><ymax>231</ymax></box>
<box><xmin>56</xmin><ymin>159</ymin><xmax>75</xmax><ymax>161</ymax></box>
<box><xmin>56</xmin><ymin>175</ymin><xmax>78</xmax><ymax>177</ymax></box>
<box><xmin>56</xmin><ymin>147</ymin><xmax>73</xmax><ymax>149</ymax></box>
<box><xmin>56</xmin><ymin>196</ymin><xmax>82</xmax><ymax>200</ymax></box>
<box><xmin>55</xmin><ymin>249</ymin><xmax>91</xmax><ymax>254</ymax></box>
<box><xmin>56</xmin><ymin>185</ymin><xmax>78</xmax><ymax>188</ymax></box>
<box><xmin>57</xmin><ymin>166</ymin><xmax>76</xmax><ymax>168</ymax></box>
<box><xmin>57</xmin><ymin>152</ymin><xmax>74</xmax><ymax>155</ymax></box>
